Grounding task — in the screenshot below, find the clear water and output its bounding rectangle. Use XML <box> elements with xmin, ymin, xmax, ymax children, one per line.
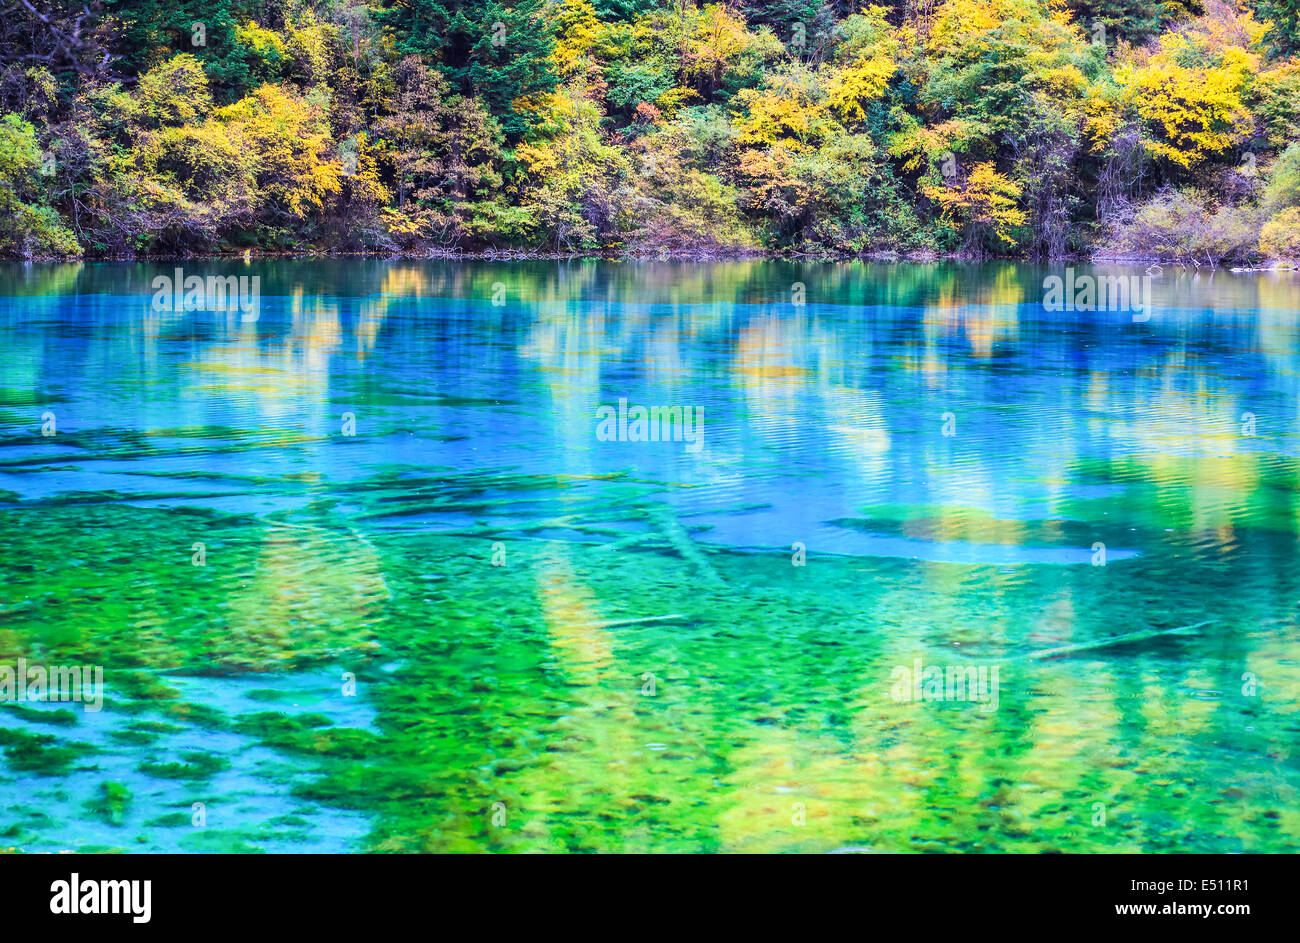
<box><xmin>1</xmin><ymin>259</ymin><xmax>1297</xmax><ymax>852</ymax></box>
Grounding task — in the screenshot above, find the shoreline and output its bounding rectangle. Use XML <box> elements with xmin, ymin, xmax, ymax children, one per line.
<box><xmin>3</xmin><ymin>247</ymin><xmax>1297</xmax><ymax>270</ymax></box>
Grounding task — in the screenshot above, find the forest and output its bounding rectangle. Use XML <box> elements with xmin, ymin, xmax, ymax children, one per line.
<box><xmin>0</xmin><ymin>0</ymin><xmax>1297</xmax><ymax>262</ymax></box>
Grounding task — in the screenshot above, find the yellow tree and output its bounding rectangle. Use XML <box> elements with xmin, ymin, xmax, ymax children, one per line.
<box><xmin>1115</xmin><ymin>21</ymin><xmax>1259</xmax><ymax>169</ymax></box>
<box><xmin>923</xmin><ymin>161</ymin><xmax>1026</xmax><ymax>252</ymax></box>
<box><xmin>549</xmin><ymin>0</ymin><xmax>600</xmax><ymax>79</ymax></box>
<box><xmin>1117</xmin><ymin>56</ymin><xmax>1254</xmax><ymax>168</ymax></box>
<box><xmin>679</xmin><ymin>4</ymin><xmax>782</xmax><ymax>100</ymax></box>
<box><xmin>217</xmin><ymin>84</ymin><xmax>342</xmax><ymax>219</ymax></box>
<box><xmin>824</xmin><ymin>7</ymin><xmax>899</xmax><ymax>125</ymax></box>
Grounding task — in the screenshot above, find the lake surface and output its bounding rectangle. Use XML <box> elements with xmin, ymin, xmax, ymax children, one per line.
<box><xmin>1</xmin><ymin>259</ymin><xmax>1298</xmax><ymax>852</ymax></box>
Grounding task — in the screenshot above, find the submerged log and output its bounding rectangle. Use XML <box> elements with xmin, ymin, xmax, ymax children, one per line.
<box><xmin>644</xmin><ymin>504</ymin><xmax>725</xmax><ymax>586</ymax></box>
<box><xmin>593</xmin><ymin>614</ymin><xmax>689</xmax><ymax>629</ymax></box>
<box><xmin>1010</xmin><ymin>621</ymin><xmax>1213</xmax><ymax>662</ymax></box>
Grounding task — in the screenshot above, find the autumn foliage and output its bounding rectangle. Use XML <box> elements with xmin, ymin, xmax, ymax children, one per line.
<box><xmin>0</xmin><ymin>0</ymin><xmax>1297</xmax><ymax>262</ymax></box>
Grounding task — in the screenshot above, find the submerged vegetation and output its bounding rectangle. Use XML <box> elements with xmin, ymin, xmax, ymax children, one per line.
<box><xmin>1</xmin><ymin>0</ymin><xmax>1298</xmax><ymax>262</ymax></box>
<box><xmin>1</xmin><ymin>257</ymin><xmax>1299</xmax><ymax>851</ymax></box>
<box><xmin>1</xmin><ymin>471</ymin><xmax>1297</xmax><ymax>852</ymax></box>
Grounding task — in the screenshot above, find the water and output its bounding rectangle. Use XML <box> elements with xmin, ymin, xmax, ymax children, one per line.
<box><xmin>1</xmin><ymin>259</ymin><xmax>1297</xmax><ymax>852</ymax></box>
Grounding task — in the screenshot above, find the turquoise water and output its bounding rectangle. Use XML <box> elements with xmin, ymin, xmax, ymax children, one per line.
<box><xmin>0</xmin><ymin>259</ymin><xmax>1298</xmax><ymax>852</ymax></box>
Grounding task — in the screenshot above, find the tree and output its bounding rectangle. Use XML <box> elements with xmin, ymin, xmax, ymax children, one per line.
<box><xmin>823</xmin><ymin>7</ymin><xmax>897</xmax><ymax>124</ymax></box>
<box><xmin>0</xmin><ymin>111</ymin><xmax>79</xmax><ymax>256</ymax></box>
<box><xmin>1254</xmin><ymin>0</ymin><xmax>1300</xmax><ymax>56</ymax></box>
<box><xmin>1259</xmin><ymin>206</ymin><xmax>1300</xmax><ymax>258</ymax></box>
<box><xmin>1117</xmin><ymin>48</ymin><xmax>1255</xmax><ymax>169</ymax></box>
<box><xmin>377</xmin><ymin>0</ymin><xmax>558</xmax><ymax>139</ymax></box>
<box><xmin>1010</xmin><ymin>99</ymin><xmax>1083</xmax><ymax>259</ymax></box>
<box><xmin>512</xmin><ymin>89</ymin><xmax>631</xmax><ymax>249</ymax></box>
<box><xmin>1065</xmin><ymin>0</ymin><xmax>1164</xmax><ymax>47</ymax></box>
<box><xmin>921</xmin><ymin>0</ymin><xmax>1100</xmax><ymax>141</ymax></box>
<box><xmin>374</xmin><ymin>56</ymin><xmax>505</xmax><ymax>246</ymax></box>
<box><xmin>101</xmin><ymin>0</ymin><xmax>257</xmax><ymax>94</ymax></box>
<box><xmin>136</xmin><ymin>54</ymin><xmax>212</xmax><ymax>127</ymax></box>
<box><xmin>217</xmin><ymin>84</ymin><xmax>342</xmax><ymax>221</ymax></box>
<box><xmin>923</xmin><ymin>160</ymin><xmax>1026</xmax><ymax>253</ymax></box>
<box><xmin>626</xmin><ymin>115</ymin><xmax>755</xmax><ymax>252</ymax></box>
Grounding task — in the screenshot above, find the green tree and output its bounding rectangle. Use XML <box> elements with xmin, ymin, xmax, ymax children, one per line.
<box><xmin>377</xmin><ymin>0</ymin><xmax>559</xmax><ymax>138</ymax></box>
<box><xmin>1254</xmin><ymin>0</ymin><xmax>1300</xmax><ymax>55</ymax></box>
<box><xmin>1065</xmin><ymin>0</ymin><xmax>1165</xmax><ymax>46</ymax></box>
<box><xmin>102</xmin><ymin>0</ymin><xmax>257</xmax><ymax>95</ymax></box>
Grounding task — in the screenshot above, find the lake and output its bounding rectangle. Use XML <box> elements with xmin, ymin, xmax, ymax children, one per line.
<box><xmin>1</xmin><ymin>258</ymin><xmax>1297</xmax><ymax>852</ymax></box>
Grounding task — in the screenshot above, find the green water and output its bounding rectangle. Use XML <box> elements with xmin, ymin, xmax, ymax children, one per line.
<box><xmin>0</xmin><ymin>259</ymin><xmax>1298</xmax><ymax>853</ymax></box>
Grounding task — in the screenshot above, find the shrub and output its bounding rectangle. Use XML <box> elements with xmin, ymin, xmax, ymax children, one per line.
<box><xmin>0</xmin><ymin>113</ymin><xmax>80</xmax><ymax>257</ymax></box>
<box><xmin>1259</xmin><ymin>207</ymin><xmax>1300</xmax><ymax>260</ymax></box>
